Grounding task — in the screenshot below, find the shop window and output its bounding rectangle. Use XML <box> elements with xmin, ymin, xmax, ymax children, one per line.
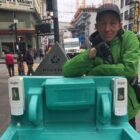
<box><xmin>125</xmin><ymin>0</ymin><xmax>130</xmax><ymax>5</ymax></box>
<box><xmin>1</xmin><ymin>42</ymin><xmax>26</xmax><ymax>55</ymax></box>
<box><xmin>2</xmin><ymin>43</ymin><xmax>14</xmax><ymax>54</ymax></box>
<box><xmin>129</xmin><ymin>8</ymin><xmax>134</xmax><ymax>19</ymax></box>
<box><xmin>124</xmin><ymin>10</ymin><xmax>129</xmax><ymax>20</ymax></box>
<box><xmin>130</xmin><ymin>0</ymin><xmax>134</xmax><ymax>4</ymax></box>
<box><xmin>128</xmin><ymin>23</ymin><xmax>133</xmax><ymax>31</ymax></box>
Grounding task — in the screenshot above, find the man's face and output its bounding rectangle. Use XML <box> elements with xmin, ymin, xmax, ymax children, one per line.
<box><xmin>96</xmin><ymin>12</ymin><xmax>122</xmax><ymax>42</ymax></box>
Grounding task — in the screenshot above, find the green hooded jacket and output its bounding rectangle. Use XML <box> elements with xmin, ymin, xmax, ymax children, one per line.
<box><xmin>62</xmin><ymin>30</ymin><xmax>140</xmax><ymax>120</ymax></box>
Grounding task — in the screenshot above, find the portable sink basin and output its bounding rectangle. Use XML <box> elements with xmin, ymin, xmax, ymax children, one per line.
<box><xmin>0</xmin><ymin>76</ymin><xmax>140</xmax><ymax>140</ymax></box>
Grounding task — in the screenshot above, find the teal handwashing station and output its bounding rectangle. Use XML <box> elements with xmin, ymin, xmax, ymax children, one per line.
<box><xmin>1</xmin><ymin>76</ymin><xmax>140</xmax><ymax>140</ymax></box>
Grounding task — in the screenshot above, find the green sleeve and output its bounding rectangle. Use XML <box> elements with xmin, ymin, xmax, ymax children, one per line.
<box><xmin>62</xmin><ymin>49</ymin><xmax>94</xmax><ymax>77</ymax></box>
<box><xmin>88</xmin><ymin>32</ymin><xmax>140</xmax><ymax>78</ymax></box>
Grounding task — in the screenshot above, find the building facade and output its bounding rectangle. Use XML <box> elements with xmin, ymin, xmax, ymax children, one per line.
<box><xmin>70</xmin><ymin>7</ymin><xmax>97</xmax><ymax>48</ymax></box>
<box><xmin>0</xmin><ymin>0</ymin><xmax>42</xmax><ymax>57</ymax></box>
<box><xmin>70</xmin><ymin>0</ymin><xmax>140</xmax><ymax>50</ymax></box>
<box><xmin>103</xmin><ymin>0</ymin><xmax>120</xmax><ymax>6</ymax></box>
<box><xmin>59</xmin><ymin>22</ymin><xmax>72</xmax><ymax>44</ymax></box>
<box><xmin>120</xmin><ymin>0</ymin><xmax>140</xmax><ymax>38</ymax></box>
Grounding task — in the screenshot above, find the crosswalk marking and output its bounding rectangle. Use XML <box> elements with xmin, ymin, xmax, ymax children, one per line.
<box><xmin>14</xmin><ymin>63</ymin><xmax>39</xmax><ymax>75</ymax></box>
<box><xmin>1</xmin><ymin>63</ymin><xmax>39</xmax><ymax>77</ymax></box>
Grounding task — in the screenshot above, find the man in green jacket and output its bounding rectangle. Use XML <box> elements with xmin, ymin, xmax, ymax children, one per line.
<box><xmin>62</xmin><ymin>3</ymin><xmax>140</xmax><ymax>129</ymax></box>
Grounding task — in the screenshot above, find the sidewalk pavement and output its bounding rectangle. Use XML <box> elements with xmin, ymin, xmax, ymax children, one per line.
<box><xmin>0</xmin><ymin>58</ymin><xmax>4</xmax><ymax>64</ymax></box>
<box><xmin>0</xmin><ymin>57</ymin><xmax>41</xmax><ymax>77</ymax></box>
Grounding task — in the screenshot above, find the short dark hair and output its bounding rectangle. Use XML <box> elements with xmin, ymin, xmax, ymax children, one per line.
<box><xmin>96</xmin><ymin>3</ymin><xmax>121</xmax><ymax>22</ymax></box>
<box><xmin>28</xmin><ymin>45</ymin><xmax>32</xmax><ymax>49</ymax></box>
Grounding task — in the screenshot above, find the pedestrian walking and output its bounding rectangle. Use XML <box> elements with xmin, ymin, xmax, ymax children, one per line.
<box><xmin>17</xmin><ymin>52</ymin><xmax>25</xmax><ymax>76</ymax></box>
<box><xmin>33</xmin><ymin>48</ymin><xmax>38</xmax><ymax>59</ymax></box>
<box><xmin>4</xmin><ymin>51</ymin><xmax>15</xmax><ymax>77</ymax></box>
<box><xmin>25</xmin><ymin>45</ymin><xmax>34</xmax><ymax>75</ymax></box>
<box><xmin>45</xmin><ymin>42</ymin><xmax>52</xmax><ymax>55</ymax></box>
<box><xmin>39</xmin><ymin>48</ymin><xmax>44</xmax><ymax>60</ymax></box>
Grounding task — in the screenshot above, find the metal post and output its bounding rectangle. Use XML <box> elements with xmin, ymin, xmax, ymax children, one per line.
<box><xmin>52</xmin><ymin>0</ymin><xmax>59</xmax><ymax>43</ymax></box>
<box><xmin>13</xmin><ymin>12</ymin><xmax>18</xmax><ymax>52</ymax></box>
<box><xmin>14</xmin><ymin>23</ymin><xmax>18</xmax><ymax>51</ymax></box>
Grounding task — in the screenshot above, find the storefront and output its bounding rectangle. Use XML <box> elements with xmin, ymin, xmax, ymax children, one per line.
<box><xmin>0</xmin><ymin>0</ymin><xmax>41</xmax><ymax>57</ymax></box>
<box><xmin>0</xmin><ymin>26</ymin><xmax>38</xmax><ymax>58</ymax></box>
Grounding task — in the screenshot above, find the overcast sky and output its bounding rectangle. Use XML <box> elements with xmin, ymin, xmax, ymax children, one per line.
<box><xmin>57</xmin><ymin>0</ymin><xmax>102</xmax><ymax>22</ymax></box>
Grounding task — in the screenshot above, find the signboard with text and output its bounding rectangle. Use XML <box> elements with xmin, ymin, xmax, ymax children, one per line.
<box><xmin>0</xmin><ymin>0</ymin><xmax>34</xmax><ymax>12</ymax></box>
<box><xmin>133</xmin><ymin>1</ymin><xmax>139</xmax><ymax>33</ymax></box>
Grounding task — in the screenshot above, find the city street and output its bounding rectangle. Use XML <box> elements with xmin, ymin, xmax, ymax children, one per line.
<box><xmin>0</xmin><ymin>58</ymin><xmax>40</xmax><ymax>136</ymax></box>
<box><xmin>0</xmin><ymin>75</ymin><xmax>10</xmax><ymax>136</ymax></box>
<box><xmin>0</xmin><ymin>59</ymin><xmax>140</xmax><ymax>136</ymax></box>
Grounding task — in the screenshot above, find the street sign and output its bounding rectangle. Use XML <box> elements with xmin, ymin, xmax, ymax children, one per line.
<box><xmin>35</xmin><ymin>23</ymin><xmax>51</xmax><ymax>34</ymax></box>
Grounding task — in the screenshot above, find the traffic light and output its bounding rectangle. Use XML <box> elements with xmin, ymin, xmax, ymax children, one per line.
<box><xmin>35</xmin><ymin>23</ymin><xmax>51</xmax><ymax>34</ymax></box>
<box><xmin>18</xmin><ymin>36</ymin><xmax>23</xmax><ymax>42</ymax></box>
<box><xmin>9</xmin><ymin>23</ymin><xmax>15</xmax><ymax>32</ymax></box>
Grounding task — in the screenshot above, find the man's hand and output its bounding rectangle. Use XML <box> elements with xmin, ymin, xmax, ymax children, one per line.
<box><xmin>89</xmin><ymin>48</ymin><xmax>97</xmax><ymax>59</ymax></box>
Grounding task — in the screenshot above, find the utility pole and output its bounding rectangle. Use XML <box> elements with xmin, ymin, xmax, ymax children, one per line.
<box><xmin>52</xmin><ymin>0</ymin><xmax>59</xmax><ymax>43</ymax></box>
<box><xmin>47</xmin><ymin>0</ymin><xmax>59</xmax><ymax>43</ymax></box>
<box><xmin>9</xmin><ymin>12</ymin><xmax>19</xmax><ymax>52</ymax></box>
<box><xmin>13</xmin><ymin>11</ymin><xmax>18</xmax><ymax>51</ymax></box>
<box><xmin>9</xmin><ymin>21</ymin><xmax>18</xmax><ymax>53</ymax></box>
<box><xmin>13</xmin><ymin>19</ymin><xmax>18</xmax><ymax>51</ymax></box>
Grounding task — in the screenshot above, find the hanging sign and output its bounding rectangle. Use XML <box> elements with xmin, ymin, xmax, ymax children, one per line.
<box><xmin>133</xmin><ymin>1</ymin><xmax>139</xmax><ymax>33</ymax></box>
<box><xmin>0</xmin><ymin>0</ymin><xmax>34</xmax><ymax>12</ymax></box>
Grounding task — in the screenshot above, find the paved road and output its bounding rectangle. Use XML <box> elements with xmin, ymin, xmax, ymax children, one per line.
<box><xmin>0</xmin><ymin>62</ymin><xmax>140</xmax><ymax>137</ymax></box>
<box><xmin>0</xmin><ymin>76</ymin><xmax>10</xmax><ymax>136</ymax></box>
<box><xmin>0</xmin><ymin>58</ymin><xmax>40</xmax><ymax>136</ymax></box>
